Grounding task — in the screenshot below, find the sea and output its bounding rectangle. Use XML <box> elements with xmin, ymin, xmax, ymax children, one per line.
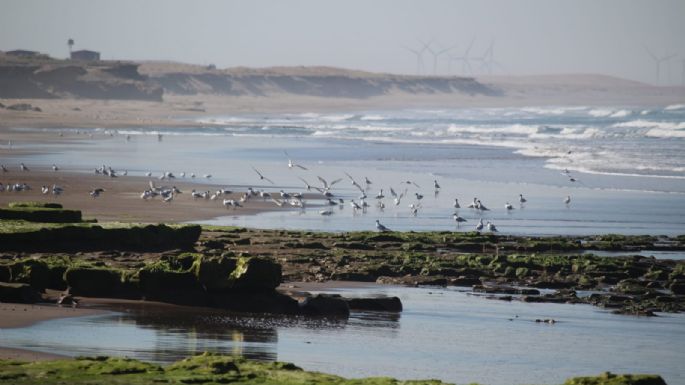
<box><xmin>4</xmin><ymin>104</ymin><xmax>685</xmax><ymax>235</ymax></box>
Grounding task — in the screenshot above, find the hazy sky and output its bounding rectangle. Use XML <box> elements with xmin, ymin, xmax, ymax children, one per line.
<box><xmin>2</xmin><ymin>0</ymin><xmax>684</xmax><ymax>85</ymax></box>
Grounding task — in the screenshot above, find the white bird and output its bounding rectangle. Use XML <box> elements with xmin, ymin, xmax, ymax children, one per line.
<box><xmin>453</xmin><ymin>198</ymin><xmax>460</xmax><ymax>209</ymax></box>
<box><xmin>476</xmin><ymin>218</ymin><xmax>484</xmax><ymax>232</ymax></box>
<box><xmin>180</xmin><ymin>172</ymin><xmax>186</xmax><ymax>178</ymax></box>
<box><xmin>163</xmin><ymin>193</ymin><xmax>174</xmax><ymax>203</ymax></box>
<box><xmin>415</xmin><ymin>193</ymin><xmax>424</xmax><ymax>200</ymax></box>
<box><xmin>476</xmin><ymin>200</ymin><xmax>489</xmax><ymax>211</ymax></box>
<box><xmin>350</xmin><ymin>200</ymin><xmax>362</xmax><ymax>210</ymax></box>
<box><xmin>191</xmin><ymin>189</ymin><xmax>203</xmax><ymax>199</ymax></box>
<box><xmin>564</xmin><ymin>195</ymin><xmax>571</xmax><ymax>205</ymax></box>
<box><xmin>468</xmin><ymin>198</ymin><xmax>478</xmax><ymax>208</ymax></box>
<box><xmin>41</xmin><ymin>185</ymin><xmax>49</xmax><ymax>194</ymax></box>
<box><xmin>319</xmin><ymin>209</ymin><xmax>333</xmax><ymax>216</ymax></box>
<box><xmin>487</xmin><ymin>221</ymin><xmax>498</xmax><ymax>232</ymax></box>
<box><xmin>252</xmin><ymin>166</ymin><xmax>274</xmax><ymax>184</ymax></box>
<box><xmin>375</xmin><ymin>189</ymin><xmax>385</xmax><ymax>199</ymax></box>
<box><xmin>280</xmin><ymin>190</ymin><xmax>291</xmax><ymax>199</ymax></box>
<box><xmin>20</xmin><ymin>163</ymin><xmax>29</xmax><ymax>172</ymax></box>
<box><xmin>283</xmin><ymin>150</ymin><xmax>308</xmax><ymax>170</ymax></box>
<box><xmin>375</xmin><ymin>219</ymin><xmax>390</xmax><ymax>232</ymax></box>
<box><xmin>191</xmin><ymin>173</ymin><xmax>196</xmax><ymax>178</ymax></box>
<box><xmin>453</xmin><ymin>214</ymin><xmax>467</xmax><ymax>227</ymax></box>
<box><xmin>1</xmin><ymin>164</ymin><xmax>8</xmax><ymax>172</ymax></box>
<box><xmin>434</xmin><ymin>180</ymin><xmax>441</xmax><ymax>189</ymax></box>
<box><xmin>298</xmin><ymin>177</ymin><xmax>313</xmax><ymax>191</ymax></box>
<box><xmin>505</xmin><ymin>202</ymin><xmax>514</xmax><ymax>210</ymax></box>
<box><xmin>52</xmin><ymin>164</ymin><xmax>59</xmax><ymax>171</ymax></box>
<box><xmin>204</xmin><ymin>174</ymin><xmax>212</xmax><ymax>179</ymax></box>
<box><xmin>145</xmin><ymin>171</ymin><xmax>152</xmax><ymax>177</ymax></box>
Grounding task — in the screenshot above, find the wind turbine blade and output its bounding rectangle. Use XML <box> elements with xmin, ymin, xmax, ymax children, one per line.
<box><xmin>644</xmin><ymin>45</ymin><xmax>658</xmax><ymax>62</ymax></box>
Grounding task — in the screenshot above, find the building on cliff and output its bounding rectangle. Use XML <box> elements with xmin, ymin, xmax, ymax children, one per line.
<box><xmin>71</xmin><ymin>49</ymin><xmax>100</xmax><ymax>61</ymax></box>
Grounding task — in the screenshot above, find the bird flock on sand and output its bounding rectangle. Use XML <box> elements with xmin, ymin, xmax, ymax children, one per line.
<box><xmin>1</xmin><ymin>148</ymin><xmax>577</xmax><ymax>234</ymax></box>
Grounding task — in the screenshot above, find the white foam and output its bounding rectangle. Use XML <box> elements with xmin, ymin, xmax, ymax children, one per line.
<box><xmin>588</xmin><ymin>109</ymin><xmax>614</xmax><ymax>117</ymax></box>
<box><xmin>645</xmin><ymin>128</ymin><xmax>685</xmax><ymax>139</ymax></box>
<box><xmin>610</xmin><ymin>109</ymin><xmax>631</xmax><ymax>118</ymax></box>
<box><xmin>614</xmin><ymin>120</ymin><xmax>685</xmax><ymax>130</ymax></box>
<box><xmin>664</xmin><ymin>104</ymin><xmax>685</xmax><ymax>111</ymax></box>
<box><xmin>360</xmin><ymin>115</ymin><xmax>387</xmax><ymax>121</ymax></box>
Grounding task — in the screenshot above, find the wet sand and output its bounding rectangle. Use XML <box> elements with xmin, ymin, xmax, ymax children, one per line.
<box><xmin>0</xmin><ymin>169</ymin><xmax>297</xmax><ymax>223</ymax></box>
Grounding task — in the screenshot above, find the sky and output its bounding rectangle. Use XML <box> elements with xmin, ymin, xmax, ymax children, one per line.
<box><xmin>1</xmin><ymin>0</ymin><xmax>684</xmax><ymax>85</ymax></box>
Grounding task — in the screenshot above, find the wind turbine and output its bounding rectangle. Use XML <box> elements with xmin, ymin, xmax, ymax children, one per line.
<box><xmin>473</xmin><ymin>39</ymin><xmax>503</xmax><ymax>75</ymax></box>
<box><xmin>447</xmin><ymin>38</ymin><xmax>476</xmax><ymax>75</ymax></box>
<box><xmin>67</xmin><ymin>38</ymin><xmax>74</xmax><ymax>57</ymax></box>
<box><xmin>402</xmin><ymin>39</ymin><xmax>431</xmax><ymax>75</ymax></box>
<box><xmin>645</xmin><ymin>46</ymin><xmax>677</xmax><ymax>85</ymax></box>
<box><xmin>425</xmin><ymin>41</ymin><xmax>455</xmax><ymax>75</ymax></box>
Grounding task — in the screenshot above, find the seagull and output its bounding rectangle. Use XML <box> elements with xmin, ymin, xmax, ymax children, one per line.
<box><xmin>180</xmin><ymin>172</ymin><xmax>186</xmax><ymax>178</ymax></box>
<box><xmin>408</xmin><ymin>203</ymin><xmax>420</xmax><ymax>216</ymax></box>
<box><xmin>279</xmin><ymin>190</ymin><xmax>291</xmax><ymax>199</ymax></box>
<box><xmin>487</xmin><ymin>221</ymin><xmax>498</xmax><ymax>232</ymax></box>
<box><xmin>41</xmin><ymin>185</ymin><xmax>49</xmax><ymax>194</ymax></box>
<box><xmin>20</xmin><ymin>163</ymin><xmax>29</xmax><ymax>172</ymax></box>
<box><xmin>505</xmin><ymin>202</ymin><xmax>514</xmax><ymax>210</ymax></box>
<box><xmin>204</xmin><ymin>174</ymin><xmax>212</xmax><ymax>179</ymax></box>
<box><xmin>89</xmin><ymin>188</ymin><xmax>105</xmax><ymax>198</ymax></box>
<box><xmin>394</xmin><ymin>189</ymin><xmax>406</xmax><ymax>206</ymax></box>
<box><xmin>344</xmin><ymin>172</ymin><xmax>365</xmax><ymax>193</ymax></box>
<box><xmin>317</xmin><ymin>176</ymin><xmax>342</xmax><ymax>192</ymax></box>
<box><xmin>467</xmin><ymin>198</ymin><xmax>478</xmax><ymax>208</ymax></box>
<box><xmin>564</xmin><ymin>195</ymin><xmax>571</xmax><ymax>205</ymax></box>
<box><xmin>163</xmin><ymin>193</ymin><xmax>174</xmax><ymax>203</ymax></box>
<box><xmin>476</xmin><ymin>218</ymin><xmax>484</xmax><ymax>232</ymax></box>
<box><xmin>252</xmin><ymin>166</ymin><xmax>274</xmax><ymax>184</ymax></box>
<box><xmin>145</xmin><ymin>171</ymin><xmax>152</xmax><ymax>177</ymax></box>
<box><xmin>260</xmin><ymin>190</ymin><xmax>272</xmax><ymax>201</ymax></box>
<box><xmin>1</xmin><ymin>164</ymin><xmax>8</xmax><ymax>172</ymax></box>
<box><xmin>319</xmin><ymin>209</ymin><xmax>333</xmax><ymax>216</ymax></box>
<box><xmin>365</xmin><ymin>177</ymin><xmax>373</xmax><ymax>186</ymax></box>
<box><xmin>350</xmin><ymin>199</ymin><xmax>362</xmax><ymax>210</ymax></box>
<box><xmin>453</xmin><ymin>214</ymin><xmax>467</xmax><ymax>227</ymax></box>
<box><xmin>519</xmin><ymin>194</ymin><xmax>527</xmax><ymax>205</ymax></box>
<box><xmin>434</xmin><ymin>180</ymin><xmax>441</xmax><ymax>189</ymax></box>
<box><xmin>476</xmin><ymin>200</ymin><xmax>489</xmax><ymax>211</ymax></box>
<box><xmin>453</xmin><ymin>198</ymin><xmax>460</xmax><ymax>209</ymax></box>
<box><xmin>404</xmin><ymin>180</ymin><xmax>420</xmax><ymax>188</ymax></box>
<box><xmin>51</xmin><ymin>184</ymin><xmax>64</xmax><ymax>195</ymax></box>
<box><xmin>375</xmin><ymin>219</ymin><xmax>390</xmax><ymax>232</ymax></box>
<box><xmin>284</xmin><ymin>151</ymin><xmax>308</xmax><ymax>170</ymax></box>
<box><xmin>415</xmin><ymin>193</ymin><xmax>424</xmax><ymax>200</ymax></box>
<box><xmin>298</xmin><ymin>177</ymin><xmax>313</xmax><ymax>191</ymax></box>
<box><xmin>375</xmin><ymin>189</ymin><xmax>385</xmax><ymax>199</ymax></box>
<box><xmin>52</xmin><ymin>164</ymin><xmax>59</xmax><ymax>171</ymax></box>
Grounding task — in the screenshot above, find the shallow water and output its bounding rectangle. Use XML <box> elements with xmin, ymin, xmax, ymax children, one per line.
<box><xmin>3</xmin><ymin>106</ymin><xmax>685</xmax><ymax>235</ymax></box>
<box><xmin>1</xmin><ymin>287</ymin><xmax>684</xmax><ymax>385</ymax></box>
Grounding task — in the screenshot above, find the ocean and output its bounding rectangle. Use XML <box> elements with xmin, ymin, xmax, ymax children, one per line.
<box><xmin>5</xmin><ymin>104</ymin><xmax>685</xmax><ymax>235</ymax></box>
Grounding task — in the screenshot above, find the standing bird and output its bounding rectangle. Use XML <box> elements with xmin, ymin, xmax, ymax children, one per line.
<box><xmin>453</xmin><ymin>198</ymin><xmax>460</xmax><ymax>209</ymax></box>
<box><xmin>434</xmin><ymin>180</ymin><xmax>441</xmax><ymax>190</ymax></box>
<box><xmin>375</xmin><ymin>219</ymin><xmax>390</xmax><ymax>232</ymax></box>
<box><xmin>453</xmin><ymin>214</ymin><xmax>467</xmax><ymax>227</ymax></box>
<box><xmin>89</xmin><ymin>188</ymin><xmax>105</xmax><ymax>198</ymax></box>
<box><xmin>476</xmin><ymin>218</ymin><xmax>484</xmax><ymax>232</ymax></box>
<box><xmin>505</xmin><ymin>202</ymin><xmax>514</xmax><ymax>210</ymax></box>
<box><xmin>1</xmin><ymin>164</ymin><xmax>8</xmax><ymax>173</ymax></box>
<box><xmin>20</xmin><ymin>163</ymin><xmax>29</xmax><ymax>172</ymax></box>
<box><xmin>564</xmin><ymin>195</ymin><xmax>571</xmax><ymax>205</ymax></box>
<box><xmin>52</xmin><ymin>164</ymin><xmax>59</xmax><ymax>171</ymax></box>
<box><xmin>487</xmin><ymin>221</ymin><xmax>498</xmax><ymax>232</ymax></box>
<box><xmin>519</xmin><ymin>194</ymin><xmax>527</xmax><ymax>205</ymax></box>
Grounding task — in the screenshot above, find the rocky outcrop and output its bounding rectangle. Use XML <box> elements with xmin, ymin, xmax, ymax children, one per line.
<box><xmin>0</xmin><ymin>282</ymin><xmax>41</xmax><ymax>303</ymax></box>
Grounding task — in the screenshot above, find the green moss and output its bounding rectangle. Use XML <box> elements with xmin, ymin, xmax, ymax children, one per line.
<box><xmin>563</xmin><ymin>372</ymin><xmax>666</xmax><ymax>385</ymax></box>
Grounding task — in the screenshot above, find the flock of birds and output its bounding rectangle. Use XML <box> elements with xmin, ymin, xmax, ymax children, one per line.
<box><xmin>1</xmin><ymin>149</ymin><xmax>575</xmax><ymax>233</ymax></box>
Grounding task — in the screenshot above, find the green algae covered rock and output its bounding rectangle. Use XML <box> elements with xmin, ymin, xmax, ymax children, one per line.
<box><xmin>564</xmin><ymin>372</ymin><xmax>666</xmax><ymax>385</ymax></box>
<box><xmin>192</xmin><ymin>256</ymin><xmax>281</xmax><ymax>291</ymax></box>
<box><xmin>64</xmin><ymin>267</ymin><xmax>123</xmax><ymax>297</ymax></box>
<box><xmin>0</xmin><ymin>353</ymin><xmax>453</xmax><ymax>384</ymax></box>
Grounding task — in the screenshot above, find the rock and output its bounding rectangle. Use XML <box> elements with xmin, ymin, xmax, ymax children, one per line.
<box><xmin>8</xmin><ymin>260</ymin><xmax>51</xmax><ymax>291</ymax></box>
<box><xmin>615</xmin><ymin>279</ymin><xmax>648</xmax><ymax>295</ymax></box>
<box><xmin>0</xmin><ymin>282</ymin><xmax>41</xmax><ymax>303</ymax></box>
<box><xmin>670</xmin><ymin>280</ymin><xmax>685</xmax><ymax>295</ymax></box>
<box><xmin>139</xmin><ymin>269</ymin><xmax>206</xmax><ymax>305</ymax></box>
<box><xmin>229</xmin><ymin>257</ymin><xmax>282</xmax><ymax>290</ymax></box>
<box><xmin>298</xmin><ymin>294</ymin><xmax>350</xmax><ymax>317</ymax></box>
<box><xmin>344</xmin><ymin>296</ymin><xmax>403</xmax><ymax>312</ymax></box>
<box><xmin>193</xmin><ymin>256</ymin><xmax>238</xmax><ymax>290</ymax></box>
<box><xmin>6</xmin><ymin>103</ymin><xmax>35</xmax><ymax>111</ymax></box>
<box><xmin>330</xmin><ymin>272</ymin><xmax>376</xmax><ymax>282</ymax></box>
<box><xmin>0</xmin><ymin>264</ymin><xmax>10</xmax><ymax>282</ymax></box>
<box><xmin>563</xmin><ymin>372</ymin><xmax>666</xmax><ymax>385</ymax></box>
<box><xmin>449</xmin><ymin>276</ymin><xmax>482</xmax><ymax>286</ymax></box>
<box><xmin>209</xmin><ymin>290</ymin><xmax>299</xmax><ymax>314</ymax></box>
<box><xmin>64</xmin><ymin>267</ymin><xmax>122</xmax><ymax>297</ymax></box>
